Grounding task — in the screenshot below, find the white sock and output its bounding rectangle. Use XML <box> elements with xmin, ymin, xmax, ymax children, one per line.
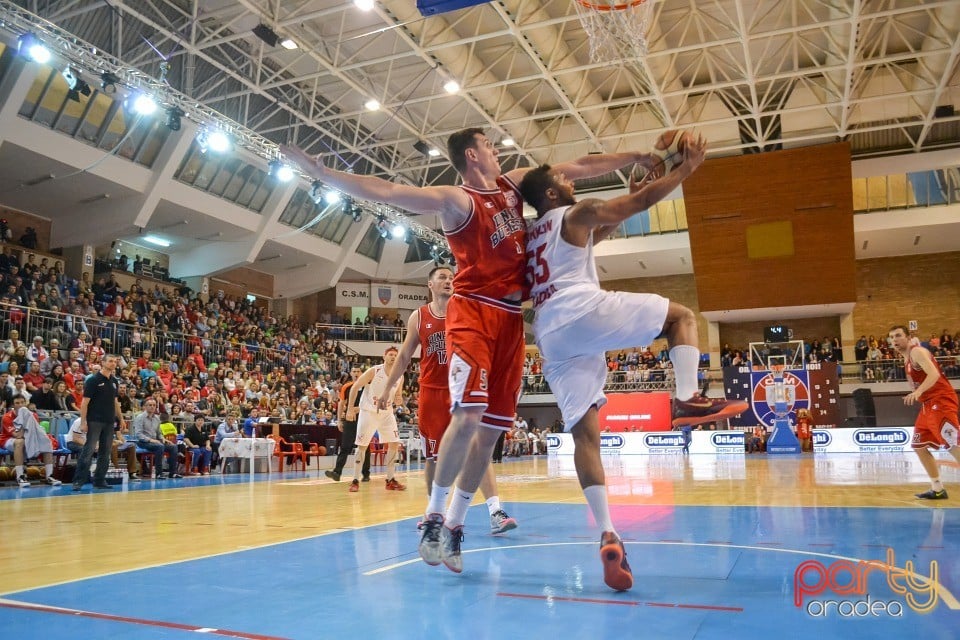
<box><xmin>583</xmin><ymin>485</ymin><xmax>615</xmax><ymax>534</ymax></box>
<box><xmin>45</xmin><ymin>463</ymin><xmax>54</xmax><ymax>478</ymax></box>
<box><xmin>427</xmin><ymin>483</ymin><xmax>451</xmax><ymax>517</ymax></box>
<box><xmin>486</xmin><ymin>495</ymin><xmax>501</xmax><ymax>516</ymax></box>
<box><xmin>932</xmin><ymin>478</ymin><xmax>944</xmax><ymax>491</ymax></box>
<box><xmin>670</xmin><ymin>345</ymin><xmax>701</xmax><ymax>401</ymax></box>
<box><xmin>385</xmin><ymin>446</ymin><xmax>396</xmax><ymax>481</ymax></box>
<box><xmin>445</xmin><ymin>487</ymin><xmax>475</xmax><ymax>529</ymax></box>
<box><xmin>352</xmin><ymin>448</ymin><xmax>364</xmax><ymax>481</ymax></box>
<box><xmin>15</xmin><ymin>465</ymin><xmax>24</xmax><ymax>478</ymax></box>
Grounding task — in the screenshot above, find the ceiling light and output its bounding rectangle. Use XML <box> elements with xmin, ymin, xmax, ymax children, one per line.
<box><xmin>324</xmin><ymin>190</ymin><xmax>342</xmax><ymax>205</ymax></box>
<box><xmin>206</xmin><ymin>130</ymin><xmax>231</xmax><ymax>153</ymax></box>
<box><xmin>279</xmin><ymin>38</ymin><xmax>298</xmax><ymax>50</ymax></box>
<box><xmin>364</xmin><ymin>99</ymin><xmax>381</xmax><ymax>111</ymax></box>
<box><xmin>252</xmin><ymin>24</ymin><xmax>279</xmax><ymax>47</ymax></box>
<box><xmin>354</xmin><ymin>0</ymin><xmax>375</xmax><ymax>10</ymax></box>
<box><xmin>269</xmin><ymin>160</ymin><xmax>295</xmax><ymax>182</ymax></box>
<box><xmin>390</xmin><ymin>224</ymin><xmax>406</xmax><ymax>240</ymax></box>
<box><xmin>143</xmin><ymin>235</ymin><xmax>171</xmax><ymax>248</ymax></box>
<box><xmin>443</xmin><ymin>79</ymin><xmax>460</xmax><ymax>94</ymax></box>
<box><xmin>427</xmin><ymin>148</ymin><xmax>441</xmax><ymax>157</ymax></box>
<box><xmin>127</xmin><ymin>92</ymin><xmax>157</xmax><ymax>116</ymax></box>
<box><xmin>502</xmin><ymin>138</ymin><xmax>515</xmax><ymax>147</ymax></box>
<box><xmin>18</xmin><ymin>34</ymin><xmax>50</xmax><ymax>64</ymax></box>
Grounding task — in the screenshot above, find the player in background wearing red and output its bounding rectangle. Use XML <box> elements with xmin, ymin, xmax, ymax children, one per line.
<box><xmin>379</xmin><ymin>266</ymin><xmax>517</xmax><ymax>534</ymax></box>
<box><xmin>889</xmin><ymin>325</ymin><xmax>960</xmax><ymax>499</ymax></box>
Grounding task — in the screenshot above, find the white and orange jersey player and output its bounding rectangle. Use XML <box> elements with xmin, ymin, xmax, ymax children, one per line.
<box><xmin>889</xmin><ymin>325</ymin><xmax>960</xmax><ymax>500</ymax></box>
<box><xmin>378</xmin><ymin>265</ymin><xmax>518</xmax><ymax>535</ymax></box>
<box><xmin>346</xmin><ymin>347</ymin><xmax>406</xmax><ymax>493</ymax></box>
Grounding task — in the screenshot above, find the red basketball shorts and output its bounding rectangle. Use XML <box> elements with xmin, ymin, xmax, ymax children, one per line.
<box><xmin>913</xmin><ymin>400</ymin><xmax>959</xmax><ymax>450</ymax></box>
<box><xmin>446</xmin><ymin>294</ymin><xmax>524</xmax><ymax>431</ymax></box>
<box><xmin>418</xmin><ymin>385</ymin><xmax>450</xmax><ymax>459</ymax></box>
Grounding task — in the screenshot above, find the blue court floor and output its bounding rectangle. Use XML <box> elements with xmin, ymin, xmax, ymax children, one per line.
<box><xmin>2</xmin><ymin>497</ymin><xmax>958</xmax><ymax>639</ymax></box>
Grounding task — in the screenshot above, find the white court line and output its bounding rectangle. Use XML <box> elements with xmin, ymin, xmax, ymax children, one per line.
<box><xmin>363</xmin><ymin>539</ymin><xmax>960</xmax><ymax>609</ymax></box>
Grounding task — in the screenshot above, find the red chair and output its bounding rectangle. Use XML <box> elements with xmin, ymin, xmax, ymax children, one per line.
<box><xmin>369</xmin><ymin>437</ymin><xmax>386</xmax><ymax>466</ymax></box>
<box><xmin>268</xmin><ymin>435</ymin><xmax>306</xmax><ymax>472</ymax></box>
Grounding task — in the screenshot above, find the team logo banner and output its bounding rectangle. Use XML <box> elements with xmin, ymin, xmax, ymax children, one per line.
<box><xmin>723</xmin><ymin>366</ymin><xmax>840</xmax><ymax>429</ymax></box>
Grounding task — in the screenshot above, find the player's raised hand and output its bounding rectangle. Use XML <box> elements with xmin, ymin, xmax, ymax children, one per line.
<box><xmin>280</xmin><ymin>145</ymin><xmax>326</xmax><ymax>178</ymax></box>
<box><xmin>680</xmin><ymin>133</ymin><xmax>707</xmax><ymax>170</ymax></box>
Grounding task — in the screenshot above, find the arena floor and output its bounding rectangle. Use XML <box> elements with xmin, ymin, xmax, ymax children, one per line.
<box><xmin>2</xmin><ymin>453</ymin><xmax>958</xmax><ymax>639</ymax></box>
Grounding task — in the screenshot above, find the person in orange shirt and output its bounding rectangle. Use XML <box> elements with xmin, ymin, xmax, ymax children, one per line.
<box><xmin>795</xmin><ymin>408</ymin><xmax>813</xmax><ymax>452</ymax></box>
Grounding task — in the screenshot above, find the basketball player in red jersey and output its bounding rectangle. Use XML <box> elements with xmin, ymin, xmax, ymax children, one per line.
<box><xmin>889</xmin><ymin>325</ymin><xmax>960</xmax><ymax>499</ymax></box>
<box><xmin>378</xmin><ymin>266</ymin><xmax>517</xmax><ymax>534</ymax></box>
<box><xmin>283</xmin><ymin>130</ymin><xmax>657</xmax><ymax>573</ymax></box>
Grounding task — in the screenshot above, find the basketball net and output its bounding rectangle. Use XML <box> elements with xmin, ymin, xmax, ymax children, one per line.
<box><xmin>574</xmin><ymin>0</ymin><xmax>655</xmax><ymax>63</ymax></box>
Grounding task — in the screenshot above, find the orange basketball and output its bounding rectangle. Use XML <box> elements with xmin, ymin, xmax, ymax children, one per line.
<box><xmin>26</xmin><ymin>466</ymin><xmax>42</xmax><ymax>479</ymax></box>
<box><xmin>0</xmin><ymin>467</ymin><xmax>11</xmax><ymax>481</ymax></box>
<box><xmin>317</xmin><ymin>446</ymin><xmax>327</xmax><ymax>456</ymax></box>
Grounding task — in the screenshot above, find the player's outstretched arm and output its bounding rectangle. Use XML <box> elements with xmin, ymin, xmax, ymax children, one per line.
<box><xmin>281</xmin><ymin>145</ymin><xmax>469</xmax><ymax>218</ymax></box>
<box><xmin>570</xmin><ymin>135</ymin><xmax>706</xmax><ymax>230</ymax></box>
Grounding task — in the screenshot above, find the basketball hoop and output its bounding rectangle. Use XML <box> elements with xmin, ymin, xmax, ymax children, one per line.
<box><xmin>769</xmin><ymin>364</ymin><xmax>786</xmax><ymax>379</ymax></box>
<box><xmin>574</xmin><ymin>0</ymin><xmax>654</xmax><ymax>63</ymax></box>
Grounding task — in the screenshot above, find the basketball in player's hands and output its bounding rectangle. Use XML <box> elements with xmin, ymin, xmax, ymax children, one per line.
<box><xmin>652</xmin><ymin>130</ymin><xmax>689</xmax><ymax>173</ymax></box>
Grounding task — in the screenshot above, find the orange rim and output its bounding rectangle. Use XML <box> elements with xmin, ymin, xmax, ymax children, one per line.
<box><xmin>576</xmin><ymin>0</ymin><xmax>647</xmax><ymax>11</ymax></box>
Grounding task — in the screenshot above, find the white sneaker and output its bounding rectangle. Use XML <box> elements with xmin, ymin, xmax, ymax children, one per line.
<box><xmin>17</xmin><ymin>474</ymin><xmax>30</xmax><ymax>488</ymax></box>
<box><xmin>42</xmin><ymin>476</ymin><xmax>62</xmax><ymax>486</ymax></box>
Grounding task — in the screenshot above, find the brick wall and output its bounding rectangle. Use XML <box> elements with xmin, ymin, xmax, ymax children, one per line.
<box><xmin>853</xmin><ymin>251</ymin><xmax>960</xmax><ymax>340</ymax></box>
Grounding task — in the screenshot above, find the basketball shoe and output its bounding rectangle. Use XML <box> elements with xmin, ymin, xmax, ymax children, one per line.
<box><xmin>490</xmin><ymin>509</ymin><xmax>518</xmax><ymax>534</ymax></box>
<box><xmin>916</xmin><ymin>489</ymin><xmax>948</xmax><ymax>500</ymax></box>
<box><xmin>348</xmin><ymin>479</ymin><xmax>360</xmax><ymax>492</ymax></box>
<box><xmin>672</xmin><ymin>394</ymin><xmax>748</xmax><ymax>428</ymax></box>
<box><xmin>385</xmin><ymin>478</ymin><xmax>406</xmax><ymax>491</ymax></box>
<box><xmin>440</xmin><ymin>525</ymin><xmax>465</xmax><ymax>574</ymax></box>
<box><xmin>418</xmin><ymin>513</ymin><xmax>445</xmax><ymax>566</ymax></box>
<box><xmin>600</xmin><ymin>531</ymin><xmax>633</xmax><ymax>591</ymax></box>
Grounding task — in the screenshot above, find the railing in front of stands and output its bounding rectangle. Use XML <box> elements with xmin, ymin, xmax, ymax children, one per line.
<box><xmin>316</xmin><ymin>322</ymin><xmax>406</xmax><ymax>344</ymax></box>
<box><xmin>518</xmin><ymin>356</ymin><xmax>960</xmax><ymax>397</ymax></box>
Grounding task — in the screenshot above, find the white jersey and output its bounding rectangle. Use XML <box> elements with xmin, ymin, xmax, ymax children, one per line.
<box><xmin>527</xmin><ymin>206</ymin><xmax>606</xmax><ymax>338</ymax></box>
<box><xmin>359</xmin><ymin>364</ymin><xmax>402</xmax><ymax>412</ymax></box>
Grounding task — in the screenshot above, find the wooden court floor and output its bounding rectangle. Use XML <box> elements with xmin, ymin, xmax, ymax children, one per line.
<box><xmin>1</xmin><ymin>453</ymin><xmax>958</xmax><ymax>639</ymax></box>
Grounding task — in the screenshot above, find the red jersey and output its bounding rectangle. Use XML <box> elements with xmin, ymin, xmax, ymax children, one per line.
<box><xmin>446</xmin><ymin>176</ymin><xmax>527</xmax><ymax>299</ymax></box>
<box><xmin>907</xmin><ymin>347</ymin><xmax>959</xmax><ymax>409</ymax></box>
<box><xmin>417</xmin><ymin>304</ymin><xmax>447</xmax><ymax>389</ymax></box>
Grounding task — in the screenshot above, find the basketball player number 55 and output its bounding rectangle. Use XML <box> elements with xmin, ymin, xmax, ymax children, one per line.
<box><xmin>525</xmin><ymin>244</ymin><xmax>551</xmax><ymax>287</ymax></box>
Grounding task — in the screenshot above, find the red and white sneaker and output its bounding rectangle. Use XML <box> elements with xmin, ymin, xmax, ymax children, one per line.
<box><xmin>385</xmin><ymin>478</ymin><xmax>406</xmax><ymax>491</ymax></box>
<box><xmin>672</xmin><ymin>394</ymin><xmax>749</xmax><ymax>428</ymax></box>
<box><xmin>348</xmin><ymin>479</ymin><xmax>360</xmax><ymax>492</ymax></box>
<box><xmin>600</xmin><ymin>531</ymin><xmax>633</xmax><ymax>592</ymax></box>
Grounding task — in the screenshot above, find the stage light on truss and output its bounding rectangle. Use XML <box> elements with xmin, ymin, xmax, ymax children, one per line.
<box><xmin>443</xmin><ymin>79</ymin><xmax>460</xmax><ymax>94</ymax></box>
<box><xmin>18</xmin><ymin>33</ymin><xmax>50</xmax><ymax>64</ymax></box>
<box><xmin>197</xmin><ymin>128</ymin><xmax>230</xmax><ymax>153</ymax></box>
<box><xmin>390</xmin><ymin>223</ymin><xmax>406</xmax><ymax>240</ymax></box>
<box><xmin>100</xmin><ymin>71</ymin><xmax>119</xmax><ymax>94</ymax></box>
<box><xmin>269</xmin><ymin>160</ymin><xmax>295</xmax><ymax>182</ymax></box>
<box><xmin>310</xmin><ymin>180</ymin><xmax>324</xmax><ymax>205</ymax></box>
<box><xmin>354</xmin><ymin>0</ymin><xmax>375</xmax><ymax>11</ymax></box>
<box><xmin>375</xmin><ymin>214</ymin><xmax>389</xmax><ymax>238</ymax></box>
<box><xmin>165</xmin><ymin>106</ymin><xmax>185</xmax><ymax>131</ymax></box>
<box><xmin>324</xmin><ymin>190</ymin><xmax>342</xmax><ymax>205</ymax></box>
<box><xmin>126</xmin><ymin>92</ymin><xmax>158</xmax><ymax>116</ymax></box>
<box><xmin>364</xmin><ymin>99</ymin><xmax>380</xmax><ymax>111</ymax></box>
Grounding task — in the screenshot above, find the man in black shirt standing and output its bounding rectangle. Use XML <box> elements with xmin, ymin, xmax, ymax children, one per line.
<box><xmin>73</xmin><ymin>355</ymin><xmax>126</xmax><ymax>491</ymax></box>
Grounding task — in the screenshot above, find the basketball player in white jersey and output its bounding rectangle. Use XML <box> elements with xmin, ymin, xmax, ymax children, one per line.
<box><xmin>518</xmin><ymin>134</ymin><xmax>747</xmax><ymax>591</ymax></box>
<box><xmin>346</xmin><ymin>347</ymin><xmax>407</xmax><ymax>492</ymax></box>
